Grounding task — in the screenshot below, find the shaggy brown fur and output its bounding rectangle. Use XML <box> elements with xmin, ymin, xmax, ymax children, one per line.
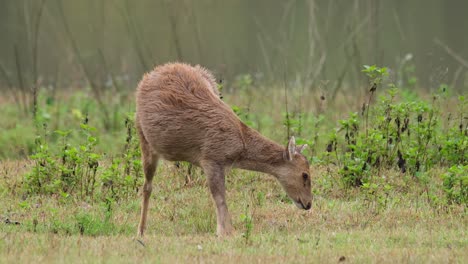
<box><xmin>136</xmin><ymin>62</ymin><xmax>311</xmax><ymax>237</ymax></box>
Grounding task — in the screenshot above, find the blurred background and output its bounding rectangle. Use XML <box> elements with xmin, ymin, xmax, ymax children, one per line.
<box><xmin>1</xmin><ymin>0</ymin><xmax>467</xmax><ymax>95</ymax></box>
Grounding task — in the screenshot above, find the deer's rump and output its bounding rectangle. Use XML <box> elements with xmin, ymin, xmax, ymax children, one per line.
<box><xmin>135</xmin><ymin>64</ymin><xmax>244</xmax><ymax>165</ymax></box>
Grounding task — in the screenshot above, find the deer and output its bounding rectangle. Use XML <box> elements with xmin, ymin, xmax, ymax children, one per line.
<box><xmin>136</xmin><ymin>62</ymin><xmax>312</xmax><ymax>237</ymax></box>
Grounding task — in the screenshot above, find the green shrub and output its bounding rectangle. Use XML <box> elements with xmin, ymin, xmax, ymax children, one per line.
<box><xmin>24</xmin><ymin>114</ymin><xmax>142</xmax><ymax>202</ymax></box>
<box><xmin>441</xmin><ymin>165</ymin><xmax>467</xmax><ymax>205</ymax></box>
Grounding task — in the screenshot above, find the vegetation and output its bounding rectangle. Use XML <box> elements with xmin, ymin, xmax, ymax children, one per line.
<box><xmin>0</xmin><ymin>65</ymin><xmax>467</xmax><ymax>262</ymax></box>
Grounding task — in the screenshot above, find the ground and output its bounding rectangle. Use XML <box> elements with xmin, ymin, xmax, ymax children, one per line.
<box><xmin>1</xmin><ymin>160</ymin><xmax>466</xmax><ymax>263</ymax></box>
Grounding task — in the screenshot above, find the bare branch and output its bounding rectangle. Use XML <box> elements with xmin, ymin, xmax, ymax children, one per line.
<box><xmin>434</xmin><ymin>38</ymin><xmax>468</xmax><ymax>70</ymax></box>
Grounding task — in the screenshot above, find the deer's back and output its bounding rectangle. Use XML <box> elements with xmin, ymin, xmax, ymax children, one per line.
<box><xmin>136</xmin><ymin>63</ymin><xmax>244</xmax><ymax>165</ymax></box>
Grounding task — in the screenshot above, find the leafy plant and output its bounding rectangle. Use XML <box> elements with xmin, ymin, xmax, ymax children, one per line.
<box><xmin>441</xmin><ymin>165</ymin><xmax>467</xmax><ymax>205</ymax></box>
<box><xmin>25</xmin><ymin>113</ymin><xmax>142</xmax><ymax>202</ymax></box>
<box><xmin>240</xmin><ymin>205</ymin><xmax>254</xmax><ymax>245</ymax></box>
<box><xmin>328</xmin><ymin>65</ymin><xmax>467</xmax><ymax>189</ymax></box>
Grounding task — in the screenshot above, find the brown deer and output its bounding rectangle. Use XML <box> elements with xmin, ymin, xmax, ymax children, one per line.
<box><xmin>136</xmin><ymin>63</ymin><xmax>312</xmax><ymax>237</ymax></box>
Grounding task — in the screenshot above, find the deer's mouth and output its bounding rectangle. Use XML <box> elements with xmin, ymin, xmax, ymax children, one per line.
<box><xmin>294</xmin><ymin>199</ymin><xmax>312</xmax><ymax>210</ymax></box>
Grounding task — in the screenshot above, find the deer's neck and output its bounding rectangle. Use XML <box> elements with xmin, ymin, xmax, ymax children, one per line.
<box><xmin>234</xmin><ymin>124</ymin><xmax>285</xmax><ymax>176</ymax></box>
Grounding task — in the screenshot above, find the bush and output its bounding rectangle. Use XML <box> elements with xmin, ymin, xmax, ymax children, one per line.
<box><xmin>24</xmin><ymin>115</ymin><xmax>142</xmax><ymax>202</ymax></box>
<box><xmin>442</xmin><ymin>165</ymin><xmax>467</xmax><ymax>205</ymax></box>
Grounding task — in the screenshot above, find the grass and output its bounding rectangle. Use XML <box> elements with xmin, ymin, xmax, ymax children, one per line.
<box><xmin>1</xmin><ymin>159</ymin><xmax>466</xmax><ymax>263</ymax></box>
<box><xmin>0</xmin><ymin>70</ymin><xmax>467</xmax><ymax>262</ymax></box>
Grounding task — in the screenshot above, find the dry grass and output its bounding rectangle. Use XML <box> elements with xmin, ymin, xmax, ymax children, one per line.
<box><xmin>1</xmin><ymin>160</ymin><xmax>466</xmax><ymax>263</ymax></box>
<box><xmin>1</xmin><ymin>231</ymin><xmax>465</xmax><ymax>263</ymax></box>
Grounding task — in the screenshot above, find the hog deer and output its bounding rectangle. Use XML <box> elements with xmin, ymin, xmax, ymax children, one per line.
<box><xmin>136</xmin><ymin>63</ymin><xmax>311</xmax><ymax>237</ymax></box>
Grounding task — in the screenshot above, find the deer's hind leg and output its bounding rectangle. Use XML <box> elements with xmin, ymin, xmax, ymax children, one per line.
<box><xmin>137</xmin><ymin>124</ymin><xmax>159</xmax><ymax>237</ymax></box>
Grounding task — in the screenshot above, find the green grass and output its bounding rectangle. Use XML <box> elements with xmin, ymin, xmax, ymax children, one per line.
<box><xmin>1</xmin><ymin>160</ymin><xmax>466</xmax><ymax>263</ymax></box>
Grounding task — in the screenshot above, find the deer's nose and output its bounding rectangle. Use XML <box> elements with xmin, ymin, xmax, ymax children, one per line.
<box><xmin>305</xmin><ymin>202</ymin><xmax>311</xmax><ymax>210</ymax></box>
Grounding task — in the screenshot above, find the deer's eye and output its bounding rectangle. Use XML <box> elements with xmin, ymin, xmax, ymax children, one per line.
<box><xmin>302</xmin><ymin>173</ymin><xmax>309</xmax><ymax>180</ymax></box>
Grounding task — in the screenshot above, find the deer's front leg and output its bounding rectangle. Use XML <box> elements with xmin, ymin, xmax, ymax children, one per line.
<box><xmin>201</xmin><ymin>161</ymin><xmax>233</xmax><ymax>237</ymax></box>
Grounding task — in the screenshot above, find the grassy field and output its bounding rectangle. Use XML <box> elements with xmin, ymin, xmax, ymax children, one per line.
<box><xmin>1</xmin><ymin>161</ymin><xmax>466</xmax><ymax>263</ymax></box>
<box><xmin>0</xmin><ymin>71</ymin><xmax>467</xmax><ymax>263</ymax></box>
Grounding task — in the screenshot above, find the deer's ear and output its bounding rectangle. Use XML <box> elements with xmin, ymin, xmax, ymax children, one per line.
<box><xmin>296</xmin><ymin>144</ymin><xmax>308</xmax><ymax>154</ymax></box>
<box><xmin>286</xmin><ymin>136</ymin><xmax>296</xmax><ymax>161</ymax></box>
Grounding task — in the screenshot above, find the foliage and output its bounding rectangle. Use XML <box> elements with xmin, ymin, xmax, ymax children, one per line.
<box><xmin>362</xmin><ymin>65</ymin><xmax>388</xmax><ymax>85</ymax></box>
<box><xmin>325</xmin><ymin>66</ymin><xmax>467</xmax><ymax>189</ymax></box>
<box><xmin>24</xmin><ymin>114</ymin><xmax>142</xmax><ymax>202</ymax></box>
<box><xmin>240</xmin><ymin>207</ymin><xmax>253</xmax><ymax>245</ymax></box>
<box><xmin>441</xmin><ymin>165</ymin><xmax>467</xmax><ymax>205</ymax></box>
<box><xmin>11</xmin><ymin>63</ymin><xmax>468</xmax><ymax>212</ymax></box>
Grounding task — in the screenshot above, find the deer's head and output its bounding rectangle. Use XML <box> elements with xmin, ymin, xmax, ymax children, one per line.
<box><xmin>276</xmin><ymin>136</ymin><xmax>312</xmax><ymax>210</ymax></box>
